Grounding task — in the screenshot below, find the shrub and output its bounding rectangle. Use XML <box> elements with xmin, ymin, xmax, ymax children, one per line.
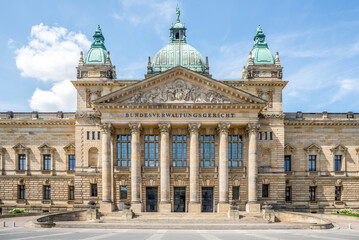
<box><xmin>8</xmin><ymin>208</ymin><xmax>26</xmax><ymax>214</ymax></box>
<box><xmin>339</xmin><ymin>209</ymin><xmax>355</xmax><ymax>215</ymax></box>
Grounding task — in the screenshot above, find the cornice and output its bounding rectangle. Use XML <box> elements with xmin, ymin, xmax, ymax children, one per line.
<box><xmin>95</xmin><ymin>103</ymin><xmax>264</xmax><ymax>110</ymax></box>
<box><xmin>0</xmin><ymin>120</ymin><xmax>75</xmax><ymax>126</ymax></box>
<box><xmin>244</xmin><ymin>81</ymin><xmax>288</xmax><ymax>87</ymax></box>
<box><xmin>72</xmin><ymin>81</ymin><xmax>115</xmax><ymax>87</ymax></box>
<box><xmin>284</xmin><ymin>120</ymin><xmax>359</xmax><ymax>126</ymax></box>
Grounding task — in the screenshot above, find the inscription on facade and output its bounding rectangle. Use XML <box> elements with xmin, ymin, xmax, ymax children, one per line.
<box><xmin>125</xmin><ymin>113</ymin><xmax>235</xmax><ymax>118</ymax></box>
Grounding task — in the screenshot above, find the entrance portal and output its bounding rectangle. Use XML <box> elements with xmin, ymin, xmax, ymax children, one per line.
<box><xmin>146</xmin><ymin>187</ymin><xmax>158</xmax><ymax>212</ymax></box>
<box><xmin>174</xmin><ymin>187</ymin><xmax>186</xmax><ymax>212</ymax></box>
<box><xmin>201</xmin><ymin>187</ymin><xmax>213</xmax><ymax>212</ymax></box>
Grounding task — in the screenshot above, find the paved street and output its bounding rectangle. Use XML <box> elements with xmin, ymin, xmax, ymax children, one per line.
<box><xmin>0</xmin><ymin>228</ymin><xmax>358</xmax><ymax>240</ymax></box>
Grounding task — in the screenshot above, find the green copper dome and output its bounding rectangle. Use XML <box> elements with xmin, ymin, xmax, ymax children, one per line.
<box><xmin>84</xmin><ymin>25</ymin><xmax>108</xmax><ymax>65</ymax></box>
<box><xmin>251</xmin><ymin>25</ymin><xmax>275</xmax><ymax>65</ymax></box>
<box><xmin>151</xmin><ymin>7</ymin><xmax>205</xmax><ymax>73</ymax></box>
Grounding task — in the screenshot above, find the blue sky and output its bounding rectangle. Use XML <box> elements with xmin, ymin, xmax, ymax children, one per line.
<box><xmin>1</xmin><ymin>0</ymin><xmax>359</xmax><ymax>112</ymax></box>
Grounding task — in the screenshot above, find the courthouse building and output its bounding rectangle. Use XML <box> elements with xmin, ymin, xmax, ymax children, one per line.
<box><xmin>0</xmin><ymin>9</ymin><xmax>359</xmax><ymax>214</ymax></box>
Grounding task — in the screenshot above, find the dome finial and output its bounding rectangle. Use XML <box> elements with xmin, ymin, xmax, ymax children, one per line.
<box><xmin>176</xmin><ymin>5</ymin><xmax>181</xmax><ymax>23</ymax></box>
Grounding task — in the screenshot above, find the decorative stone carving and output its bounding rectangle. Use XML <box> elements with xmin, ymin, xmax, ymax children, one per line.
<box><xmin>284</xmin><ymin>144</ymin><xmax>296</xmax><ymax>153</ymax></box>
<box><xmin>262</xmin><ymin>179</ymin><xmax>270</xmax><ymax>184</ymax></box>
<box><xmin>86</xmin><ymin>89</ymin><xmax>102</xmax><ymax>108</ymax></box>
<box><xmin>90</xmin><ymin>178</ymin><xmax>97</xmax><ymax>184</ymax></box>
<box><xmin>100</xmin><ymin>122</ymin><xmax>113</xmax><ymax>135</ymax></box>
<box><xmin>68</xmin><ymin>179</ymin><xmax>74</xmax><ymax>186</ymax></box>
<box><xmin>336</xmin><ymin>179</ymin><xmax>343</xmax><ymax>187</ymax></box>
<box><xmin>246</xmin><ymin>123</ymin><xmax>260</xmax><ymax>135</ymax></box>
<box><xmin>217</xmin><ymin>122</ymin><xmax>230</xmax><ymax>134</ymax></box>
<box><xmin>259</xmin><ymin>113</ymin><xmax>285</xmax><ymax>119</ymax></box>
<box><xmin>174</xmin><ymin>175</ymin><xmax>186</xmax><ymax>186</ymax></box>
<box><xmin>158</xmin><ymin>122</ymin><xmax>171</xmax><ymax>132</ymax></box>
<box><xmin>18</xmin><ymin>178</ymin><xmax>24</xmax><ymax>185</ymax></box>
<box><xmin>145</xmin><ymin>175</ymin><xmax>158</xmax><ymax>186</ymax></box>
<box><xmin>129</xmin><ymin>122</ymin><xmax>141</xmax><ymax>134</ymax></box>
<box><xmin>310</xmin><ymin>179</ymin><xmax>317</xmax><ymax>187</ymax></box>
<box><xmin>119</xmin><ymin>176</ymin><xmax>128</xmax><ymax>186</ymax></box>
<box><xmin>43</xmin><ymin>179</ymin><xmax>50</xmax><ymax>185</ymax></box>
<box><xmin>304</xmin><ymin>143</ymin><xmax>321</xmax><ymax>153</ymax></box>
<box><xmin>188</xmin><ymin>122</ymin><xmax>200</xmax><ymax>133</ymax></box>
<box><xmin>201</xmin><ymin>175</ymin><xmax>214</xmax><ymax>187</ymax></box>
<box><xmin>256</xmin><ymin>89</ymin><xmax>273</xmax><ymax>108</ymax></box>
<box><xmin>231</xmin><ymin>175</ymin><xmax>241</xmax><ymax>186</ymax></box>
<box><xmin>75</xmin><ymin>111</ymin><xmax>101</xmax><ymax>120</ymax></box>
<box><xmin>127</xmin><ymin>80</ymin><xmax>230</xmax><ymax>104</ymax></box>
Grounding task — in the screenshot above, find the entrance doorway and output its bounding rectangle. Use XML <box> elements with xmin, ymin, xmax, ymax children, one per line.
<box><xmin>201</xmin><ymin>187</ymin><xmax>213</xmax><ymax>212</ymax></box>
<box><xmin>146</xmin><ymin>187</ymin><xmax>158</xmax><ymax>212</ymax></box>
<box><xmin>174</xmin><ymin>187</ymin><xmax>186</xmax><ymax>212</ymax></box>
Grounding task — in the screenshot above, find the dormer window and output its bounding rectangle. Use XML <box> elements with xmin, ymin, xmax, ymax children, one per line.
<box><xmin>176</xmin><ymin>32</ymin><xmax>179</xmax><ymax>39</ymax></box>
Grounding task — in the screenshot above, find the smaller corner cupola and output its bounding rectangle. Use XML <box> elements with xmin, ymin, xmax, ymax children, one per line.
<box><xmin>251</xmin><ymin>25</ymin><xmax>275</xmax><ymax>65</ymax></box>
<box><xmin>84</xmin><ymin>25</ymin><xmax>109</xmax><ymax>65</ymax></box>
<box><xmin>170</xmin><ymin>6</ymin><xmax>187</xmax><ymax>43</ymax></box>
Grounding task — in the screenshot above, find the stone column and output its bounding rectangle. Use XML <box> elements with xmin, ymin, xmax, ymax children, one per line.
<box><xmin>246</xmin><ymin>123</ymin><xmax>261</xmax><ymax>213</ymax></box>
<box><xmin>218</xmin><ymin>122</ymin><xmax>230</xmax><ymax>212</ymax></box>
<box><xmin>100</xmin><ymin>122</ymin><xmax>113</xmax><ymax>212</ymax></box>
<box><xmin>129</xmin><ymin>122</ymin><xmax>142</xmax><ymax>213</ymax></box>
<box><xmin>188</xmin><ymin>122</ymin><xmax>201</xmax><ymax>213</ymax></box>
<box><xmin>159</xmin><ymin>122</ymin><xmax>171</xmax><ymax>212</ymax></box>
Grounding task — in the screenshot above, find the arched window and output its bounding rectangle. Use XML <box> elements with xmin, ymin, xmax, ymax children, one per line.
<box><xmin>88</xmin><ymin>147</ymin><xmax>99</xmax><ymax>167</ymax></box>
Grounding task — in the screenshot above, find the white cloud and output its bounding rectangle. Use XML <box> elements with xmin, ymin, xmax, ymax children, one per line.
<box><xmin>113</xmin><ymin>0</ymin><xmax>176</xmax><ymax>42</ymax></box>
<box><xmin>29</xmin><ymin>80</ymin><xmax>76</xmax><ymax>111</ymax></box>
<box><xmin>15</xmin><ymin>23</ymin><xmax>91</xmax><ymax>82</ymax></box>
<box><xmin>15</xmin><ymin>23</ymin><xmax>91</xmax><ymax>111</ymax></box>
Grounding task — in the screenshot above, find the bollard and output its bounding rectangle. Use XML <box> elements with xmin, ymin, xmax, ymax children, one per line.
<box><xmin>349</xmin><ymin>223</ymin><xmax>352</xmax><ymax>229</ymax></box>
<box><xmin>3</xmin><ymin>221</ymin><xmax>5</xmax><ymax>227</ymax></box>
<box><xmin>13</xmin><ymin>221</ymin><xmax>15</xmax><ymax>227</ymax></box>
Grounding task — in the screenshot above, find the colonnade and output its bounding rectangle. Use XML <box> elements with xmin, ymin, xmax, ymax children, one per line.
<box><xmin>100</xmin><ymin>121</ymin><xmax>259</xmax><ymax>213</ymax></box>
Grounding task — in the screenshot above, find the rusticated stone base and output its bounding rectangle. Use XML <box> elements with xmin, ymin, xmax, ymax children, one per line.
<box><xmin>217</xmin><ymin>202</ymin><xmax>230</xmax><ymax>213</ymax></box>
<box><xmin>188</xmin><ymin>202</ymin><xmax>201</xmax><ymax>213</ymax></box>
<box><xmin>246</xmin><ymin>203</ymin><xmax>261</xmax><ymax>213</ymax></box>
<box><xmin>100</xmin><ymin>202</ymin><xmax>113</xmax><ymax>213</ymax></box>
<box><xmin>160</xmin><ymin>202</ymin><xmax>172</xmax><ymax>213</ymax></box>
<box><xmin>131</xmin><ymin>202</ymin><xmax>142</xmax><ymax>213</ymax></box>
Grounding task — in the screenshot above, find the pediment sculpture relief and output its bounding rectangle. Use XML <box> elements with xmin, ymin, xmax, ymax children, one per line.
<box><xmin>127</xmin><ymin>79</ymin><xmax>231</xmax><ymax>104</ymax></box>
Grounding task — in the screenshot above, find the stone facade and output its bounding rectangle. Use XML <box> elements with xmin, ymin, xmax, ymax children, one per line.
<box><xmin>0</xmin><ymin>20</ymin><xmax>358</xmax><ymax>215</ymax></box>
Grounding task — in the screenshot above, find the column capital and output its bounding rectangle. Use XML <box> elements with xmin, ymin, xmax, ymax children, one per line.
<box><xmin>246</xmin><ymin>123</ymin><xmax>260</xmax><ymax>135</ymax></box>
<box><xmin>217</xmin><ymin>122</ymin><xmax>230</xmax><ymax>134</ymax></box>
<box><xmin>188</xmin><ymin>122</ymin><xmax>201</xmax><ymax>133</ymax></box>
<box><xmin>129</xmin><ymin>122</ymin><xmax>141</xmax><ymax>134</ymax></box>
<box><xmin>158</xmin><ymin>122</ymin><xmax>171</xmax><ymax>133</ymax></box>
<box><xmin>100</xmin><ymin>122</ymin><xmax>113</xmax><ymax>135</ymax></box>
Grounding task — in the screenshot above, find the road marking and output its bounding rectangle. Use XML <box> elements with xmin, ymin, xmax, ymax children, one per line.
<box><xmin>13</xmin><ymin>231</ymin><xmax>74</xmax><ymax>240</ymax></box>
<box><xmin>199</xmin><ymin>233</ymin><xmax>222</xmax><ymax>240</ymax></box>
<box><xmin>146</xmin><ymin>233</ymin><xmax>165</xmax><ymax>240</ymax></box>
<box><xmin>244</xmin><ymin>233</ymin><xmax>282</xmax><ymax>240</ymax></box>
<box><xmin>82</xmin><ymin>232</ymin><xmax>121</xmax><ymax>240</ymax></box>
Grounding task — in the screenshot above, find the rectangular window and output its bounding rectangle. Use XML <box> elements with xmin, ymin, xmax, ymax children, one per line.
<box><xmin>18</xmin><ymin>185</ymin><xmax>25</xmax><ymax>200</ymax></box>
<box><xmin>87</xmin><ymin>131</ymin><xmax>90</xmax><ymax>140</ymax></box>
<box><xmin>69</xmin><ymin>186</ymin><xmax>75</xmax><ymax>200</ymax></box>
<box><xmin>335</xmin><ymin>186</ymin><xmax>342</xmax><ymax>201</ymax></box>
<box><xmin>334</xmin><ymin>155</ymin><xmax>342</xmax><ymax>171</ymax></box>
<box><xmin>228</xmin><ymin>135</ymin><xmax>243</xmax><ymax>167</ymax></box>
<box><xmin>269</xmin><ymin>132</ymin><xmax>273</xmax><ymax>140</ymax></box>
<box><xmin>232</xmin><ymin>186</ymin><xmax>240</xmax><ymax>200</ymax></box>
<box><xmin>309</xmin><ymin>155</ymin><xmax>316</xmax><ymax>171</ymax></box>
<box><xmin>263</xmin><ymin>132</ymin><xmax>267</xmax><ymax>140</ymax></box>
<box><xmin>92</xmin><ymin>131</ymin><xmax>96</xmax><ymax>140</ymax></box>
<box><xmin>117</xmin><ymin>135</ymin><xmax>131</xmax><ymax>167</ymax></box>
<box><xmin>43</xmin><ymin>155</ymin><xmax>51</xmax><ymax>171</ymax></box>
<box><xmin>91</xmin><ymin>184</ymin><xmax>98</xmax><ymax>197</ymax></box>
<box><xmin>144</xmin><ymin>135</ymin><xmax>159</xmax><ymax>167</ymax></box>
<box><xmin>309</xmin><ymin>186</ymin><xmax>316</xmax><ymax>201</ymax></box>
<box><xmin>69</xmin><ymin>155</ymin><xmax>76</xmax><ymax>171</ymax></box>
<box><xmin>258</xmin><ymin>132</ymin><xmax>262</xmax><ymax>140</ymax></box>
<box><xmin>120</xmin><ymin>186</ymin><xmax>128</xmax><ymax>200</ymax></box>
<box><xmin>262</xmin><ymin>184</ymin><xmax>269</xmax><ymax>198</ymax></box>
<box><xmin>284</xmin><ymin>155</ymin><xmax>291</xmax><ymax>171</ymax></box>
<box><xmin>18</xmin><ymin>154</ymin><xmax>26</xmax><ymax>170</ymax></box>
<box><xmin>200</xmin><ymin>135</ymin><xmax>215</xmax><ymax>167</ymax></box>
<box><xmin>285</xmin><ymin>186</ymin><xmax>291</xmax><ymax>201</ymax></box>
<box><xmin>44</xmin><ymin>185</ymin><xmax>51</xmax><ymax>200</ymax></box>
<box><xmin>98</xmin><ymin>131</ymin><xmax>101</xmax><ymax>140</ymax></box>
<box><xmin>172</xmin><ymin>135</ymin><xmax>187</xmax><ymax>167</ymax></box>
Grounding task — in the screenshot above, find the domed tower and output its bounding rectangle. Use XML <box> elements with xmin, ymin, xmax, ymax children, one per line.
<box><xmin>147</xmin><ymin>7</ymin><xmax>210</xmax><ymax>77</ymax></box>
<box><xmin>74</xmin><ymin>25</ymin><xmax>117</xmax><ymax>112</ymax></box>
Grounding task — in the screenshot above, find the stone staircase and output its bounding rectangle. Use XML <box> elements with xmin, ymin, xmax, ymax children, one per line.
<box><xmin>100</xmin><ymin>211</ymin><xmax>268</xmax><ymax>225</ymax></box>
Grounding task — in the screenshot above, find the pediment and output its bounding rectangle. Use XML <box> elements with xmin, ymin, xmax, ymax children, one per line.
<box><xmin>284</xmin><ymin>144</ymin><xmax>296</xmax><ymax>152</ymax></box>
<box><xmin>93</xmin><ymin>67</ymin><xmax>266</xmax><ymax>108</ymax></box>
<box><xmin>63</xmin><ymin>143</ymin><xmax>76</xmax><ymax>152</ymax></box>
<box><xmin>304</xmin><ymin>143</ymin><xmax>321</xmax><ymax>152</ymax></box>
<box><xmin>38</xmin><ymin>143</ymin><xmax>55</xmax><ymax>153</ymax></box>
<box><xmin>330</xmin><ymin>144</ymin><xmax>347</xmax><ymax>153</ymax></box>
<box><xmin>13</xmin><ymin>143</ymin><xmax>28</xmax><ymax>150</ymax></box>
